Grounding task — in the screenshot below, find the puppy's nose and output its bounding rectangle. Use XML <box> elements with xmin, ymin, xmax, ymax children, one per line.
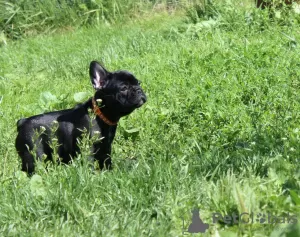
<box><xmin>136</xmin><ymin>94</ymin><xmax>146</xmax><ymax>108</ymax></box>
<box><xmin>141</xmin><ymin>94</ymin><xmax>147</xmax><ymax>103</ymax></box>
<box><xmin>137</xmin><ymin>89</ymin><xmax>147</xmax><ymax>102</ymax></box>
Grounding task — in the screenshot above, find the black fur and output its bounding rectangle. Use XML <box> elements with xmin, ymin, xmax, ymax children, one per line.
<box><xmin>15</xmin><ymin>61</ymin><xmax>146</xmax><ymax>174</ymax></box>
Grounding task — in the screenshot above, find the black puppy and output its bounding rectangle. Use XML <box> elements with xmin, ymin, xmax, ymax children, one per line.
<box><xmin>15</xmin><ymin>61</ymin><xmax>146</xmax><ymax>174</ymax></box>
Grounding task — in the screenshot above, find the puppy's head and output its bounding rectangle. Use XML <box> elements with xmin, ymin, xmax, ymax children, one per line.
<box><xmin>90</xmin><ymin>61</ymin><xmax>147</xmax><ymax>116</ymax></box>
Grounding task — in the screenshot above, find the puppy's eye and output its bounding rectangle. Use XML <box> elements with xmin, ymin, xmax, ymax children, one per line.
<box><xmin>121</xmin><ymin>86</ymin><xmax>128</xmax><ymax>91</ymax></box>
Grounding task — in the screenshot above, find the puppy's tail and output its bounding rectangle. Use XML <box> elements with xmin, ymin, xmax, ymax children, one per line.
<box><xmin>17</xmin><ymin>118</ymin><xmax>26</xmax><ymax>132</ymax></box>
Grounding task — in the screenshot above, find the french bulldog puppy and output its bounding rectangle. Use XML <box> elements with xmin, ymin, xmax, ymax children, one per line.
<box><xmin>15</xmin><ymin>61</ymin><xmax>147</xmax><ymax>174</ymax></box>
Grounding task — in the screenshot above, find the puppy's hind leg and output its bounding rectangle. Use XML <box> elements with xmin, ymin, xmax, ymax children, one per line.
<box><xmin>19</xmin><ymin>150</ymin><xmax>35</xmax><ymax>175</ymax></box>
<box><xmin>16</xmin><ymin>133</ymin><xmax>49</xmax><ymax>175</ymax></box>
<box><xmin>20</xmin><ymin>143</ymin><xmax>52</xmax><ymax>175</ymax></box>
<box><xmin>16</xmin><ymin>132</ymin><xmax>36</xmax><ymax>174</ymax></box>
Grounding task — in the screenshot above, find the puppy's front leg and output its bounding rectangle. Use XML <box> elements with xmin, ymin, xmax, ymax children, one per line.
<box><xmin>93</xmin><ymin>142</ymin><xmax>112</xmax><ymax>170</ymax></box>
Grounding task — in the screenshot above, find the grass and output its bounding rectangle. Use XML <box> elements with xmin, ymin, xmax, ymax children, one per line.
<box><xmin>1</xmin><ymin>0</ymin><xmax>300</xmax><ymax>236</ymax></box>
<box><xmin>0</xmin><ymin>0</ymin><xmax>179</xmax><ymax>40</ymax></box>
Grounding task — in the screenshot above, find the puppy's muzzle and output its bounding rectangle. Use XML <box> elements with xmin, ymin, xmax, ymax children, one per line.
<box><xmin>136</xmin><ymin>91</ymin><xmax>147</xmax><ymax>108</ymax></box>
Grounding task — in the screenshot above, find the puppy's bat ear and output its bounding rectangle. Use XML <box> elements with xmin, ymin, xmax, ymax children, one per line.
<box><xmin>89</xmin><ymin>61</ymin><xmax>109</xmax><ymax>89</ymax></box>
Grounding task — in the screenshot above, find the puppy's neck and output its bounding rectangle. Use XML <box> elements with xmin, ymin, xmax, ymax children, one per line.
<box><xmin>90</xmin><ymin>98</ymin><xmax>119</xmax><ymax>126</ymax></box>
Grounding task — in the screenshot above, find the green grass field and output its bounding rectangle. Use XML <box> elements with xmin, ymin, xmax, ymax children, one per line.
<box><xmin>1</xmin><ymin>1</ymin><xmax>300</xmax><ymax>236</ymax></box>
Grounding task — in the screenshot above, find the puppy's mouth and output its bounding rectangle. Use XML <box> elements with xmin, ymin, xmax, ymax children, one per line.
<box><xmin>135</xmin><ymin>96</ymin><xmax>147</xmax><ymax>108</ymax></box>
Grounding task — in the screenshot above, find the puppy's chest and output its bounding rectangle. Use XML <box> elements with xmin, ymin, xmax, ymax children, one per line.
<box><xmin>91</xmin><ymin>121</ymin><xmax>116</xmax><ymax>146</ymax></box>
